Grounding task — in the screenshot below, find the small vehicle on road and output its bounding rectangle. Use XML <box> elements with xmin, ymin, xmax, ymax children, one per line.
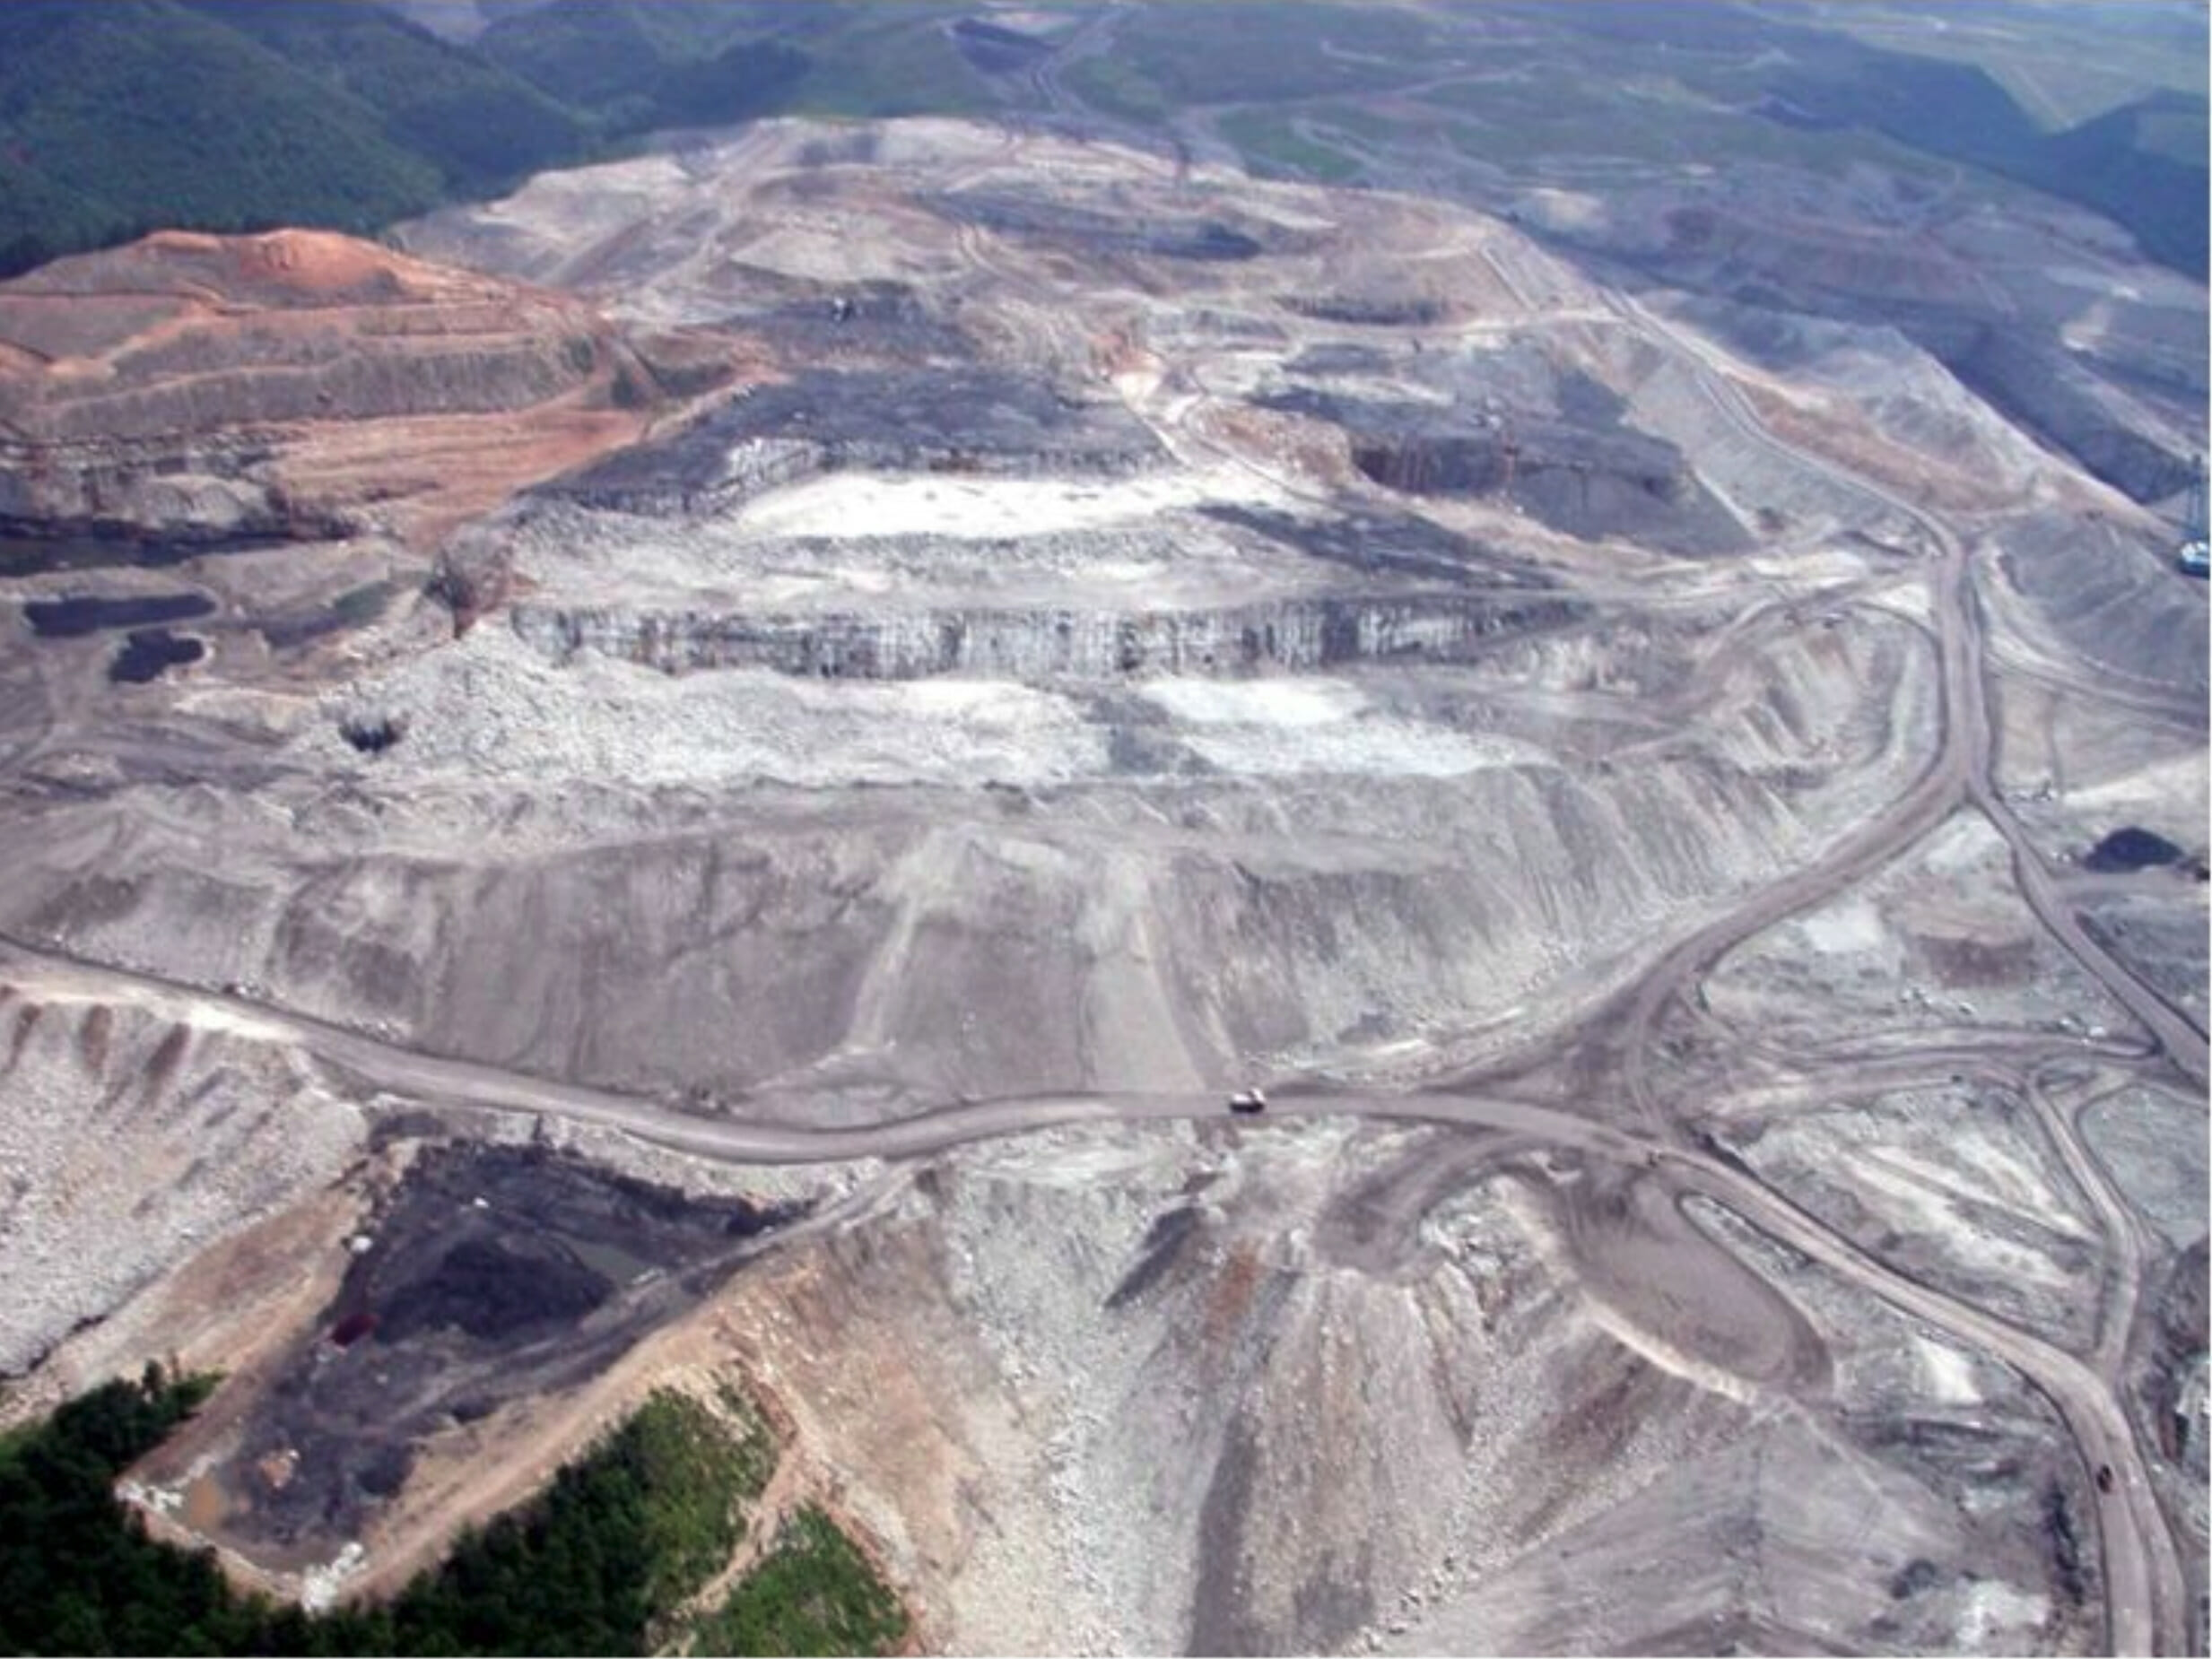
<box><xmin>1227</xmin><ymin>1087</ymin><xmax>1268</xmax><ymax>1116</ymax></box>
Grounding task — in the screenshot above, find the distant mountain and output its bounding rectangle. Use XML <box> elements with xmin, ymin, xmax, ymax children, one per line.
<box><xmin>378</xmin><ymin>0</ymin><xmax>561</xmax><ymax>41</ymax></box>
<box><xmin>0</xmin><ymin>0</ymin><xmax>857</xmax><ymax>279</ymax></box>
<box><xmin>4</xmin><ymin>0</ymin><xmax>2196</xmax><ymax>289</ymax></box>
<box><xmin>179</xmin><ymin>0</ymin><xmax>591</xmax><ymax>192</ymax></box>
<box><xmin>2042</xmin><ymin>90</ymin><xmax>2208</xmax><ymax>276</ymax></box>
<box><xmin>473</xmin><ymin>0</ymin><xmax>813</xmax><ymax>135</ymax></box>
<box><xmin>1768</xmin><ymin>45</ymin><xmax>2208</xmax><ymax>279</ymax></box>
<box><xmin>0</xmin><ymin>0</ymin><xmax>598</xmax><ymax>276</ymax></box>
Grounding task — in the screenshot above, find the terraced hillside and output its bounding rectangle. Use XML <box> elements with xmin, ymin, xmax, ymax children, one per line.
<box><xmin>0</xmin><ymin>89</ymin><xmax>2201</xmax><ymax>1659</ymax></box>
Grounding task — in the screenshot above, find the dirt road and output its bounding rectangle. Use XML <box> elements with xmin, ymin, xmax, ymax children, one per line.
<box><xmin>1581</xmin><ymin>292</ymin><xmax>2197</xmax><ymax>1656</ymax></box>
<box><xmin>2</xmin><ymin>229</ymin><xmax>2199</xmax><ymax>1656</ymax></box>
<box><xmin>0</xmin><ymin>924</ymin><xmax>2189</xmax><ymax>1652</ymax></box>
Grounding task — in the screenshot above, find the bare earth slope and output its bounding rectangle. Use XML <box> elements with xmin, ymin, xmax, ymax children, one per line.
<box><xmin>0</xmin><ymin>227</ymin><xmax>743</xmax><ymax>549</ymax></box>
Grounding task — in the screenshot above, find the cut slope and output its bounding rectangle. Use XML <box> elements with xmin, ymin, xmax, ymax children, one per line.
<box><xmin>0</xmin><ymin>229</ymin><xmax>744</xmax><ymax>547</ymax></box>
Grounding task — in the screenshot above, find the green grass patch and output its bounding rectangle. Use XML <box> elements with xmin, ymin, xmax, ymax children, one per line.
<box><xmin>1418</xmin><ymin>66</ymin><xmax>1959</xmax><ymax>182</ymax></box>
<box><xmin>329</xmin><ymin>582</ymin><xmax>396</xmax><ymax>630</ymax></box>
<box><xmin>779</xmin><ymin>11</ymin><xmax>989</xmax><ymax>120</ymax></box>
<box><xmin>1088</xmin><ymin>3</ymin><xmax>1452</xmax><ymax>108</ymax></box>
<box><xmin>706</xmin><ymin>1386</ymin><xmax>779</xmax><ymax>1509</ymax></box>
<box><xmin>1301</xmin><ymin>102</ymin><xmax>1413</xmax><ymax>147</ymax></box>
<box><xmin>690</xmin><ymin>1507</ymin><xmax>907</xmax><ymax>1658</ymax></box>
<box><xmin>1064</xmin><ymin>54</ymin><xmax>1169</xmax><ymax>124</ymax></box>
<box><xmin>1217</xmin><ymin>109</ymin><xmax>1361</xmax><ymax>184</ymax></box>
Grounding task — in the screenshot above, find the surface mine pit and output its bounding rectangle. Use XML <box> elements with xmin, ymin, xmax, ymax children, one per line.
<box><xmin>0</xmin><ymin>74</ymin><xmax>2201</xmax><ymax>1657</ymax></box>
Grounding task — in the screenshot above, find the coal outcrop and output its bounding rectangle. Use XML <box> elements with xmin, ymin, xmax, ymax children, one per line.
<box><xmin>1267</xmin><ymin>388</ymin><xmax>1747</xmax><ymax>554</ymax></box>
<box><xmin>551</xmin><ymin>367</ymin><xmax>1163</xmax><ymax>515</ymax></box>
<box><xmin>109</xmin><ymin>629</ymin><xmax>205</xmax><ymax>684</ymax></box>
<box><xmin>377</xmin><ymin>1238</ymin><xmax>612</xmax><ymax>1343</ymax></box>
<box><xmin>925</xmin><ymin>191</ymin><xmax>1273</xmax><ymax>262</ymax></box>
<box><xmin>206</xmin><ymin>1143</ymin><xmax>802</xmax><ymax>1556</ymax></box>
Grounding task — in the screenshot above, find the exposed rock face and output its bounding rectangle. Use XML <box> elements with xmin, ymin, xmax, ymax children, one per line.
<box><xmin>1347</xmin><ymin>421</ymin><xmax>1731</xmax><ymax>546</ymax></box>
<box><xmin>511</xmin><ymin>592</ymin><xmax>1586</xmax><ymax>679</ymax></box>
<box><xmin>0</xmin><ymin>230</ymin><xmax>741</xmax><ymax>548</ymax></box>
<box><xmin>922</xmin><ymin>190</ymin><xmax>1277</xmax><ymax>263</ymax></box>
<box><xmin>1259</xmin><ymin>378</ymin><xmax>1749</xmax><ymax>557</ymax></box>
<box><xmin>1</xmin><ymin>608</ymin><xmax>1934</xmax><ymax>1111</ymax></box>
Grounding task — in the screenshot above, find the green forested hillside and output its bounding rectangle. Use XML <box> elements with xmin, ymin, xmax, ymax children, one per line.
<box><xmin>179</xmin><ymin>1</ymin><xmax>592</xmax><ymax>194</ymax></box>
<box><xmin>0</xmin><ymin>0</ymin><xmax>448</xmax><ymax>274</ymax></box>
<box><xmin>474</xmin><ymin>1</ymin><xmax>813</xmax><ymax>136</ymax></box>
<box><xmin>0</xmin><ymin>1367</ymin><xmax>229</xmax><ymax>1656</ymax></box>
<box><xmin>0</xmin><ymin>0</ymin><xmax>862</xmax><ymax>279</ymax></box>
<box><xmin>1766</xmin><ymin>45</ymin><xmax>2208</xmax><ymax>278</ymax></box>
<box><xmin>0</xmin><ymin>1369</ymin><xmax>902</xmax><ymax>1657</ymax></box>
<box><xmin>472</xmin><ymin>1</ymin><xmax>978</xmax><ymax>134</ymax></box>
<box><xmin>2042</xmin><ymin>91</ymin><xmax>2209</xmax><ymax>276</ymax></box>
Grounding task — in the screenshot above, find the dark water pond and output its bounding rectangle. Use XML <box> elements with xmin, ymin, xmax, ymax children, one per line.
<box><xmin>24</xmin><ymin>593</ymin><xmax>214</xmax><ymax>637</ymax></box>
<box><xmin>2085</xmin><ymin>826</ymin><xmax>2186</xmax><ymax>873</ymax></box>
<box><xmin>109</xmin><ymin>628</ymin><xmax>205</xmax><ymax>683</ymax></box>
<box><xmin>0</xmin><ymin>526</ymin><xmax>286</xmax><ymax>579</ymax></box>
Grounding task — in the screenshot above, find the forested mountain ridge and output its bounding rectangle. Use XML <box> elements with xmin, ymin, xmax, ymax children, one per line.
<box><xmin>0</xmin><ymin>0</ymin><xmax>901</xmax><ymax>278</ymax></box>
<box><xmin>0</xmin><ymin>0</ymin><xmax>2200</xmax><ymax>282</ymax></box>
